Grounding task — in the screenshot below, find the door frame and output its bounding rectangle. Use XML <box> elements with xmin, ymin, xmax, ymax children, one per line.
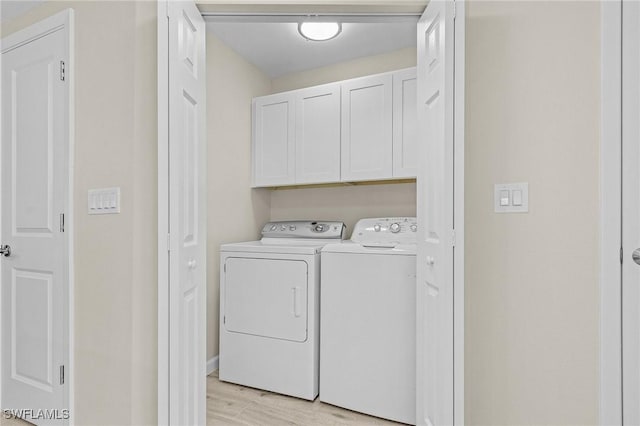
<box><xmin>0</xmin><ymin>9</ymin><xmax>75</xmax><ymax>423</ymax></box>
<box><xmin>600</xmin><ymin>1</ymin><xmax>622</xmax><ymax>424</ymax></box>
<box><xmin>453</xmin><ymin>2</ymin><xmax>465</xmax><ymax>422</ymax></box>
<box><xmin>157</xmin><ymin>0</ymin><xmax>170</xmax><ymax>423</ymax></box>
<box><xmin>157</xmin><ymin>2</ymin><xmax>464</xmax><ymax>424</ymax></box>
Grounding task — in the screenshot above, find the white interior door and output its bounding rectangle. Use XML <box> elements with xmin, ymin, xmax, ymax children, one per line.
<box><xmin>623</xmin><ymin>1</ymin><xmax>640</xmax><ymax>423</ymax></box>
<box><xmin>416</xmin><ymin>1</ymin><xmax>462</xmax><ymax>425</ymax></box>
<box><xmin>1</xmin><ymin>19</ymin><xmax>69</xmax><ymax>425</ymax></box>
<box><xmin>167</xmin><ymin>1</ymin><xmax>207</xmax><ymax>424</ymax></box>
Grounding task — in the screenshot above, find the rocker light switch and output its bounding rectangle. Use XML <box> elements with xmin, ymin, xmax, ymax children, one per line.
<box><xmin>499</xmin><ymin>190</ymin><xmax>510</xmax><ymax>206</ymax></box>
<box><xmin>494</xmin><ymin>183</ymin><xmax>528</xmax><ymax>213</ymax></box>
<box><xmin>88</xmin><ymin>187</ymin><xmax>121</xmax><ymax>215</ymax></box>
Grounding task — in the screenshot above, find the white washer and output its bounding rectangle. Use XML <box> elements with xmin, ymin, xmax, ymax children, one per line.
<box><xmin>320</xmin><ymin>217</ymin><xmax>417</xmax><ymax>425</ymax></box>
<box><xmin>219</xmin><ymin>220</ymin><xmax>345</xmax><ymax>400</ymax></box>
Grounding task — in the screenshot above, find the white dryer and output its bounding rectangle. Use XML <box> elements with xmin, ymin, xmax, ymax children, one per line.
<box><xmin>219</xmin><ymin>220</ymin><xmax>345</xmax><ymax>400</ymax></box>
<box><xmin>320</xmin><ymin>217</ymin><xmax>417</xmax><ymax>425</ymax></box>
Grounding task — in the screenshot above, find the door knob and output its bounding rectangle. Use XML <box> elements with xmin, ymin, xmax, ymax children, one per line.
<box><xmin>633</xmin><ymin>249</ymin><xmax>640</xmax><ymax>266</ymax></box>
<box><xmin>0</xmin><ymin>245</ymin><xmax>11</xmax><ymax>257</ymax></box>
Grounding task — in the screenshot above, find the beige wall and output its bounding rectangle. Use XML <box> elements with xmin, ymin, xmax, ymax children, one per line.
<box><xmin>206</xmin><ymin>34</ymin><xmax>272</xmax><ymax>359</ymax></box>
<box><xmin>271</xmin><ymin>47</ymin><xmax>416</xmax><ymax>92</ymax></box>
<box><xmin>2</xmin><ymin>2</ymin><xmax>158</xmax><ymax>424</ymax></box>
<box><xmin>270</xmin><ymin>183</ymin><xmax>416</xmax><ymax>236</ymax></box>
<box><xmin>464</xmin><ymin>1</ymin><xmax>600</xmax><ymax>425</ymax></box>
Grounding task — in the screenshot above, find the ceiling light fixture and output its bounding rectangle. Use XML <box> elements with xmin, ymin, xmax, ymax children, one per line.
<box><xmin>298</xmin><ymin>22</ymin><xmax>342</xmax><ymax>42</ymax></box>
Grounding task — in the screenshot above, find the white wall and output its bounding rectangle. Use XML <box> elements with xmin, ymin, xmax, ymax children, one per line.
<box><xmin>2</xmin><ymin>2</ymin><xmax>158</xmax><ymax>424</ymax></box>
<box><xmin>206</xmin><ymin>33</ymin><xmax>272</xmax><ymax>359</ymax></box>
<box><xmin>464</xmin><ymin>2</ymin><xmax>600</xmax><ymax>424</ymax></box>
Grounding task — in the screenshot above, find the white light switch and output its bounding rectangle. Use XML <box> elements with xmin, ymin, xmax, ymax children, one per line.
<box><xmin>512</xmin><ymin>189</ymin><xmax>523</xmax><ymax>206</ymax></box>
<box><xmin>500</xmin><ymin>190</ymin><xmax>510</xmax><ymax>206</ymax></box>
<box><xmin>494</xmin><ymin>183</ymin><xmax>528</xmax><ymax>213</ymax></box>
<box><xmin>88</xmin><ymin>187</ymin><xmax>121</xmax><ymax>215</ymax></box>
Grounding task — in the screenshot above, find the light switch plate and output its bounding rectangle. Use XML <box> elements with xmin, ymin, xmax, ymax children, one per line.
<box><xmin>88</xmin><ymin>187</ymin><xmax>121</xmax><ymax>215</ymax></box>
<box><xmin>494</xmin><ymin>183</ymin><xmax>528</xmax><ymax>213</ymax></box>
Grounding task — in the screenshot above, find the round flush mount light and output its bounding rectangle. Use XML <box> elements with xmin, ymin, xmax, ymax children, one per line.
<box><xmin>298</xmin><ymin>22</ymin><xmax>342</xmax><ymax>41</ymax></box>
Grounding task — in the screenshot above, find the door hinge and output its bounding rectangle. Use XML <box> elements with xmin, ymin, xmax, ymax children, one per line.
<box><xmin>59</xmin><ymin>213</ymin><xmax>65</xmax><ymax>232</ymax></box>
<box><xmin>60</xmin><ymin>61</ymin><xmax>65</xmax><ymax>81</ymax></box>
<box><xmin>59</xmin><ymin>365</ymin><xmax>65</xmax><ymax>385</ymax></box>
<box><xmin>452</xmin><ymin>230</ymin><xmax>456</xmax><ymax>247</ymax></box>
<box><xmin>621</xmin><ymin>247</ymin><xmax>624</xmax><ymax>264</ymax></box>
<box><xmin>167</xmin><ymin>234</ymin><xmax>171</xmax><ymax>252</ymax></box>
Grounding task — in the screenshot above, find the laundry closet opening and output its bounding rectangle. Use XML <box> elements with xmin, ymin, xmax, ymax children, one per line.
<box><xmin>203</xmin><ymin>11</ymin><xmax>419</xmax><ymax>419</ymax></box>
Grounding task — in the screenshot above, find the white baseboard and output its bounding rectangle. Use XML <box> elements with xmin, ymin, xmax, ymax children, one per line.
<box><xmin>207</xmin><ymin>356</ymin><xmax>219</xmax><ymax>376</ymax></box>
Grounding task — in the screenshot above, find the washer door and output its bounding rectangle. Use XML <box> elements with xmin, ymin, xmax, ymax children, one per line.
<box><xmin>224</xmin><ymin>257</ymin><xmax>308</xmax><ymax>342</ymax></box>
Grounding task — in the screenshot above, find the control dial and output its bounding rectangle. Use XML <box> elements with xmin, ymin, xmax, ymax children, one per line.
<box><xmin>374</xmin><ymin>224</ymin><xmax>381</xmax><ymax>232</ymax></box>
<box><xmin>314</xmin><ymin>224</ymin><xmax>325</xmax><ymax>232</ymax></box>
<box><xmin>410</xmin><ymin>224</ymin><xmax>417</xmax><ymax>232</ymax></box>
<box><xmin>390</xmin><ymin>223</ymin><xmax>401</xmax><ymax>233</ymax></box>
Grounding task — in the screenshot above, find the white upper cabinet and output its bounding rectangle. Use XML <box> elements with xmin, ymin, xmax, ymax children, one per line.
<box><xmin>393</xmin><ymin>68</ymin><xmax>418</xmax><ymax>178</ymax></box>
<box><xmin>340</xmin><ymin>73</ymin><xmax>393</xmax><ymax>182</ymax></box>
<box><xmin>295</xmin><ymin>83</ymin><xmax>341</xmax><ymax>184</ymax></box>
<box><xmin>251</xmin><ymin>68</ymin><xmax>416</xmax><ymax>187</ymax></box>
<box><xmin>253</xmin><ymin>93</ymin><xmax>296</xmax><ymax>186</ymax></box>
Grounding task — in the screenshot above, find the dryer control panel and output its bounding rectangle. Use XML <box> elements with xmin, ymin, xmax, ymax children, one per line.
<box><xmin>351</xmin><ymin>217</ymin><xmax>417</xmax><ymax>246</ymax></box>
<box><xmin>261</xmin><ymin>221</ymin><xmax>346</xmax><ymax>240</ymax></box>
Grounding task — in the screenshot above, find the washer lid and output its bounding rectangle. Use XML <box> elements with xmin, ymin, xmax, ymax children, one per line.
<box><xmin>220</xmin><ymin>240</ymin><xmax>328</xmax><ymax>255</ymax></box>
<box><xmin>322</xmin><ymin>241</ymin><xmax>416</xmax><ymax>255</ymax></box>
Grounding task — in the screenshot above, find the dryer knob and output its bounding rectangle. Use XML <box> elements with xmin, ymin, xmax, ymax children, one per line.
<box><xmin>390</xmin><ymin>223</ymin><xmax>401</xmax><ymax>233</ymax></box>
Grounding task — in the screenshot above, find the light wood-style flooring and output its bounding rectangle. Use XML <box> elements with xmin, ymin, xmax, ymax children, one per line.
<box><xmin>208</xmin><ymin>370</ymin><xmax>404</xmax><ymax>426</ymax></box>
<box><xmin>0</xmin><ymin>371</ymin><xmax>404</xmax><ymax>426</ymax></box>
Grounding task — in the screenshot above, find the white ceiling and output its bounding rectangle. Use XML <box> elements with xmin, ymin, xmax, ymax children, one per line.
<box><xmin>0</xmin><ymin>0</ymin><xmax>45</xmax><ymax>23</ymax></box>
<box><xmin>206</xmin><ymin>21</ymin><xmax>417</xmax><ymax>78</ymax></box>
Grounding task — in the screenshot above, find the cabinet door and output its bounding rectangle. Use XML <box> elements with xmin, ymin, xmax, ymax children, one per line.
<box><xmin>295</xmin><ymin>84</ymin><xmax>341</xmax><ymax>184</ymax></box>
<box><xmin>252</xmin><ymin>93</ymin><xmax>295</xmax><ymax>187</ymax></box>
<box><xmin>341</xmin><ymin>74</ymin><xmax>393</xmax><ymax>181</ymax></box>
<box><xmin>393</xmin><ymin>68</ymin><xmax>418</xmax><ymax>178</ymax></box>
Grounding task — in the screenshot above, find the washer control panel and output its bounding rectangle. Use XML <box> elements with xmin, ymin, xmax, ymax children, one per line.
<box><xmin>261</xmin><ymin>221</ymin><xmax>346</xmax><ymax>239</ymax></box>
<box><xmin>351</xmin><ymin>217</ymin><xmax>417</xmax><ymax>246</ymax></box>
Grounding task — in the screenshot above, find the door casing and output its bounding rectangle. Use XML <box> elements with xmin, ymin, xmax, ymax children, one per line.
<box><xmin>600</xmin><ymin>0</ymin><xmax>623</xmax><ymax>424</ymax></box>
<box><xmin>157</xmin><ymin>2</ymin><xmax>465</xmax><ymax>424</ymax></box>
<box><xmin>0</xmin><ymin>9</ymin><xmax>75</xmax><ymax>424</ymax></box>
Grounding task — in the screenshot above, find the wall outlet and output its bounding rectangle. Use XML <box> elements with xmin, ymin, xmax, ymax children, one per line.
<box><xmin>494</xmin><ymin>183</ymin><xmax>528</xmax><ymax>213</ymax></box>
<box><xmin>88</xmin><ymin>187</ymin><xmax>121</xmax><ymax>215</ymax></box>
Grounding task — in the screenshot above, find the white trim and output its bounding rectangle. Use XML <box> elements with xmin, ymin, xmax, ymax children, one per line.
<box><xmin>207</xmin><ymin>356</ymin><xmax>219</xmax><ymax>376</ymax></box>
<box><xmin>453</xmin><ymin>1</ymin><xmax>465</xmax><ymax>424</ymax></box>
<box><xmin>157</xmin><ymin>1</ymin><xmax>170</xmax><ymax>425</ymax></box>
<box><xmin>600</xmin><ymin>1</ymin><xmax>622</xmax><ymax>425</ymax></box>
<box><xmin>0</xmin><ymin>9</ymin><xmax>75</xmax><ymax>425</ymax></box>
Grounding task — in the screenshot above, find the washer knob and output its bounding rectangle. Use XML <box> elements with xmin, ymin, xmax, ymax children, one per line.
<box><xmin>289</xmin><ymin>225</ymin><xmax>296</xmax><ymax>231</ymax></box>
<box><xmin>410</xmin><ymin>224</ymin><xmax>417</xmax><ymax>232</ymax></box>
<box><xmin>390</xmin><ymin>223</ymin><xmax>401</xmax><ymax>233</ymax></box>
<box><xmin>270</xmin><ymin>225</ymin><xmax>277</xmax><ymax>231</ymax></box>
<box><xmin>280</xmin><ymin>225</ymin><xmax>286</xmax><ymax>231</ymax></box>
<box><xmin>373</xmin><ymin>224</ymin><xmax>381</xmax><ymax>232</ymax></box>
<box><xmin>315</xmin><ymin>224</ymin><xmax>325</xmax><ymax>232</ymax></box>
